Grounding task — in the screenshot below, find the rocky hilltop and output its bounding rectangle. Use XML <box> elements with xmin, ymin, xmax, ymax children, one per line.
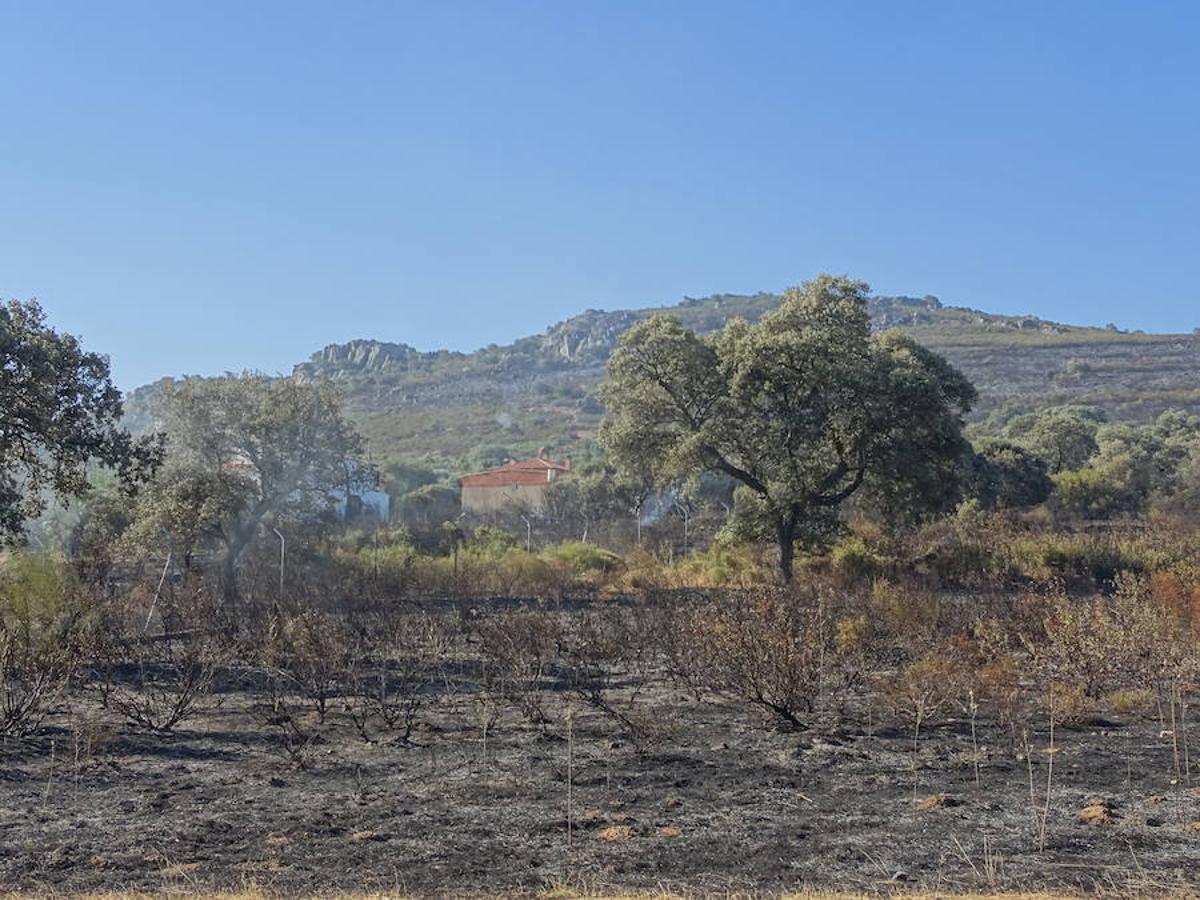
<box><xmin>526</xmin><ymin>309</ymin><xmax>643</xmax><ymax>364</ymax></box>
<box><xmin>296</xmin><ymin>340</ymin><xmax>466</xmax><ymax>378</ymax></box>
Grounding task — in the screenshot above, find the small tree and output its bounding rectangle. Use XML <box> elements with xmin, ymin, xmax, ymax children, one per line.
<box><xmin>133</xmin><ymin>374</ymin><xmax>367</xmax><ymax>605</ymax></box>
<box><xmin>1003</xmin><ymin>405</ymin><xmax>1106</xmax><ymax>474</ymax></box>
<box><xmin>599</xmin><ymin>275</ymin><xmax>975</xmax><ymax>580</ymax></box>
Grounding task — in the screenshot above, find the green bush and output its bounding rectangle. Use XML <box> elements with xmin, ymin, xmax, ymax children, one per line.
<box><xmin>470</xmin><ymin>526</ymin><xmax>520</xmax><ymax>558</ymax></box>
<box><xmin>1005</xmin><ymin>533</ymin><xmax>1176</xmax><ymax>587</ymax></box>
<box><xmin>829</xmin><ymin>537</ymin><xmax>886</xmax><ymax>582</ymax></box>
<box><xmin>675</xmin><ymin>544</ymin><xmax>761</xmax><ymax>586</ymax></box>
<box><xmin>0</xmin><ymin>551</ymin><xmax>80</xmax><ymax>736</ymax></box>
<box><xmin>1052</xmin><ymin>457</ymin><xmax>1146</xmax><ymax>519</ymax></box>
<box><xmin>539</xmin><ymin>541</ymin><xmax>621</xmax><ymax>576</ymax></box>
<box><xmin>353</xmin><ymin>542</ymin><xmax>420</xmax><ymax>591</ymax></box>
<box><xmin>0</xmin><ymin>551</ymin><xmax>82</xmax><ymax>648</ymax></box>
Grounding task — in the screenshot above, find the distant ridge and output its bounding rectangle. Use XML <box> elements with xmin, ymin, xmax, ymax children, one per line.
<box><xmin>130</xmin><ymin>291</ymin><xmax>1200</xmax><ymax>463</ymax></box>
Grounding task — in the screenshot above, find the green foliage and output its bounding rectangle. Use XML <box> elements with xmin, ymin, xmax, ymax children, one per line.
<box><xmin>539</xmin><ymin>540</ymin><xmax>621</xmax><ymax>575</ymax></box>
<box><xmin>543</xmin><ymin>462</ymin><xmax>654</xmax><ymax>538</ymax></box>
<box><xmin>599</xmin><ymin>275</ymin><xmax>975</xmax><ymax>579</ymax></box>
<box><xmin>1156</xmin><ymin>447</ymin><xmax>1200</xmax><ymax>521</ymax></box>
<box><xmin>68</xmin><ymin>482</ymin><xmax>135</xmax><ymax>561</ymax></box>
<box><xmin>0</xmin><ymin>300</ymin><xmax>162</xmax><ymax>538</ymax></box>
<box><xmin>396</xmin><ymin>482</ymin><xmax>459</xmax><ymax>528</ymax></box>
<box><xmin>379</xmin><ymin>459</ymin><xmax>441</xmax><ymax>496</ymax></box>
<box><xmin>1003</xmin><ymin>405</ymin><xmax>1106</xmax><ymax>473</ymax></box>
<box><xmin>829</xmin><ymin>536</ymin><xmax>886</xmax><ymax>581</ymax></box>
<box><xmin>125</xmin><ymin>467</ymin><xmax>256</xmax><ymax>564</ymax></box>
<box><xmin>158</xmin><ymin>374</ymin><xmax>365</xmax><ymax>492</ymax></box>
<box><xmin>1038</xmin><ymin>410</ymin><xmax>1200</xmax><ymax>520</ymax></box>
<box><xmin>0</xmin><ymin>551</ymin><xmax>82</xmax><ymax>736</ymax></box>
<box><xmin>672</xmin><ymin>543</ymin><xmax>770</xmax><ymax>586</ymax></box>
<box><xmin>0</xmin><ymin>551</ymin><xmax>81</xmax><ymax>646</ymax></box>
<box><xmin>472</xmin><ymin>526</ymin><xmax>520</xmax><ymax>556</ymax></box>
<box><xmin>349</xmin><ymin>404</ymin><xmax>585</xmax><ymax>465</ymax></box>
<box><xmin>1034</xmin><ymin>539</ymin><xmax>1145</xmax><ymax>585</ymax></box>
<box><xmin>1004</xmin><ymin>531</ymin><xmax>1183</xmax><ymax>587</ymax></box>
<box><xmin>131</xmin><ymin>374</ymin><xmax>367</xmax><ymax>601</ymax></box>
<box><xmin>464</xmin><ymin>445</ymin><xmax>514</xmax><ymax>471</ymax></box>
<box><xmin>718</xmin><ymin>485</ymin><xmax>837</xmax><ymax>548</ymax></box>
<box><xmin>966</xmin><ymin>439</ymin><xmax>1053</xmax><ymax>510</ymax></box>
<box><xmin>1052</xmin><ymin>456</ymin><xmax>1146</xmax><ymax>520</ymax></box>
<box><xmin>854</xmin><ymin>331</ymin><xmax>980</xmax><ymax>526</ymax></box>
<box><xmin>347</xmin><ymin>541</ymin><xmax>420</xmax><ymax>593</ymax></box>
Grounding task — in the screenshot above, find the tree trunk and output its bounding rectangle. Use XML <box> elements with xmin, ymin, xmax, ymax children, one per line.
<box><xmin>220</xmin><ymin>528</ymin><xmax>253</xmax><ymax>617</ymax></box>
<box><xmin>220</xmin><ymin>550</ymin><xmax>240</xmax><ymax>625</ymax></box>
<box><xmin>776</xmin><ymin>516</ymin><xmax>797</xmax><ymax>583</ymax></box>
<box><xmin>221</xmin><ymin>549</ymin><xmax>240</xmax><ymax>606</ymax></box>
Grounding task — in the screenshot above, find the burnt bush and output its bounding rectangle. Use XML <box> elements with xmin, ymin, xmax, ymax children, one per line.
<box><xmin>556</xmin><ymin>601</ymin><xmax>676</xmax><ymax>750</ymax></box>
<box><xmin>90</xmin><ymin>589</ymin><xmax>228</xmax><ymax>732</ymax></box>
<box><xmin>0</xmin><ymin>626</ymin><xmax>72</xmax><ymax>737</ymax></box>
<box><xmin>253</xmin><ymin>607</ymin><xmax>351</xmax><ymax>724</ymax></box>
<box><xmin>473</xmin><ymin>604</ymin><xmax>560</xmax><ymax>727</ymax></box>
<box><xmin>679</xmin><ymin>588</ymin><xmax>864</xmax><ymax>730</ymax></box>
<box><xmin>345</xmin><ymin>610</ymin><xmax>454</xmax><ymax>743</ymax></box>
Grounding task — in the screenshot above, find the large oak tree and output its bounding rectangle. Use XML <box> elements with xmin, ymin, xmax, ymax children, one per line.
<box><xmin>0</xmin><ymin>300</ymin><xmax>161</xmax><ymax>539</ymax></box>
<box><xmin>599</xmin><ymin>275</ymin><xmax>976</xmax><ymax>580</ymax></box>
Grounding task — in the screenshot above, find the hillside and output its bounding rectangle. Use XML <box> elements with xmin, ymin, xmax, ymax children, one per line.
<box><xmin>289</xmin><ymin>293</ymin><xmax>1200</xmax><ymax>464</ymax></box>
<box><xmin>129</xmin><ymin>292</ymin><xmax>1200</xmax><ymax>466</ymax></box>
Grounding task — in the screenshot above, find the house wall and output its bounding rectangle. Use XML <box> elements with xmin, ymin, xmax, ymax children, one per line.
<box><xmin>330</xmin><ymin>488</ymin><xmax>392</xmax><ymax>522</ymax></box>
<box><xmin>461</xmin><ymin>482</ymin><xmax>550</xmax><ymax>514</ymax></box>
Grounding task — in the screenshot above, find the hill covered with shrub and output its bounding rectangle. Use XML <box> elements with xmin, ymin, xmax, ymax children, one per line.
<box><xmin>295</xmin><ymin>292</ymin><xmax>1200</xmax><ymax>464</ymax></box>
<box><xmin>128</xmin><ymin>290</ymin><xmax>1200</xmax><ymax>468</ymax></box>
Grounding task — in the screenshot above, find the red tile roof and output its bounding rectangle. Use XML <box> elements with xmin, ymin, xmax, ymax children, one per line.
<box><xmin>460</xmin><ymin>457</ymin><xmax>570</xmax><ymax>488</ymax></box>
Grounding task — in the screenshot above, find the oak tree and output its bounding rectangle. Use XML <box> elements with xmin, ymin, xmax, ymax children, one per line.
<box><xmin>599</xmin><ymin>275</ymin><xmax>976</xmax><ymax>580</ymax></box>
<box><xmin>134</xmin><ymin>374</ymin><xmax>367</xmax><ymax>603</ymax></box>
<box><xmin>0</xmin><ymin>300</ymin><xmax>162</xmax><ymax>539</ymax></box>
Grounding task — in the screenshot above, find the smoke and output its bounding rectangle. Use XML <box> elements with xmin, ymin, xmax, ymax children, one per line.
<box><xmin>638</xmin><ymin>490</ymin><xmax>679</xmax><ymax>527</ymax></box>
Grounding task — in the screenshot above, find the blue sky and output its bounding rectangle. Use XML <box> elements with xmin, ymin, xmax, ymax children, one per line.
<box><xmin>2</xmin><ymin>1</ymin><xmax>1198</xmax><ymax>389</ymax></box>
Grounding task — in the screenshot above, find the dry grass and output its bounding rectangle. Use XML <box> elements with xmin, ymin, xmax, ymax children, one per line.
<box><xmin>594</xmin><ymin>824</ymin><xmax>635</xmax><ymax>843</ymax></box>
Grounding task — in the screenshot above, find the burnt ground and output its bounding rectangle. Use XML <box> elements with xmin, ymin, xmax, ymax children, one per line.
<box><xmin>2</xmin><ymin>655</ymin><xmax>1200</xmax><ymax>896</ymax></box>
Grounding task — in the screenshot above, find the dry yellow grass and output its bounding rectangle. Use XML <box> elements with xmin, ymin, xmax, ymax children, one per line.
<box><xmin>595</xmin><ymin>824</ymin><xmax>635</xmax><ymax>842</ymax></box>
<box><xmin>1077</xmin><ymin>799</ymin><xmax>1119</xmax><ymax>826</ymax></box>
<box><xmin>155</xmin><ymin>863</ymin><xmax>202</xmax><ymax>879</ymax></box>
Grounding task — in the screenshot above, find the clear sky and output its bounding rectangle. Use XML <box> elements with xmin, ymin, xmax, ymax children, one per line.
<box><xmin>2</xmin><ymin>1</ymin><xmax>1198</xmax><ymax>389</ymax></box>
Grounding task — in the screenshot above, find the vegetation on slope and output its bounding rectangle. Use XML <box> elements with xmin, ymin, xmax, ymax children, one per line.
<box><xmin>281</xmin><ymin>290</ymin><xmax>1200</xmax><ymax>470</ymax></box>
